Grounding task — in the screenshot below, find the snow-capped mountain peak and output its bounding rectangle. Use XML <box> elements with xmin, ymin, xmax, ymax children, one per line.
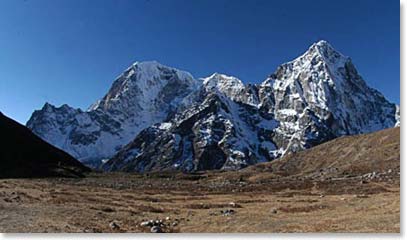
<box><xmin>202</xmin><ymin>73</ymin><xmax>245</xmax><ymax>99</ymax></box>
<box><xmin>257</xmin><ymin>40</ymin><xmax>398</xmax><ymax>155</ymax></box>
<box><xmin>89</xmin><ymin>61</ymin><xmax>197</xmax><ymax>114</ymax></box>
<box><xmin>306</xmin><ymin>40</ymin><xmax>348</xmax><ymax>63</ymax></box>
<box><xmin>28</xmin><ymin>61</ymin><xmax>200</xmax><ymax>166</ymax></box>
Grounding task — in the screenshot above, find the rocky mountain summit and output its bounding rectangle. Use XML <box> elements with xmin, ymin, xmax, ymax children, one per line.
<box><xmin>258</xmin><ymin>40</ymin><xmax>398</xmax><ymax>154</ymax></box>
<box><xmin>27</xmin><ymin>40</ymin><xmax>399</xmax><ymax>171</ymax></box>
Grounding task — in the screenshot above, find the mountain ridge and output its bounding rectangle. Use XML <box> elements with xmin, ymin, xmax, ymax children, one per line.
<box><xmin>26</xmin><ymin>40</ymin><xmax>399</xmax><ymax>171</ymax></box>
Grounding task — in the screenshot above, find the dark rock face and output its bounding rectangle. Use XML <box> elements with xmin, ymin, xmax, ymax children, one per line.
<box><xmin>103</xmin><ymin>91</ymin><xmax>280</xmax><ymax>172</ymax></box>
<box><xmin>0</xmin><ymin>112</ymin><xmax>89</xmax><ymax>178</ymax></box>
<box><xmin>27</xmin><ymin>41</ymin><xmax>399</xmax><ymax>172</ymax></box>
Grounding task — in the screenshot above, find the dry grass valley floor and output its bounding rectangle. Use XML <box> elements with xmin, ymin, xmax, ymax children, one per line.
<box><xmin>0</xmin><ymin>128</ymin><xmax>400</xmax><ymax>233</ymax></box>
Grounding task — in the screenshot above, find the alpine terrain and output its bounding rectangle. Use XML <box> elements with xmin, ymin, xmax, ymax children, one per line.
<box><xmin>26</xmin><ymin>40</ymin><xmax>399</xmax><ymax>171</ymax></box>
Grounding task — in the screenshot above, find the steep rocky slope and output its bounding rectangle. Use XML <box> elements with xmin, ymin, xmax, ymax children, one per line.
<box><xmin>258</xmin><ymin>40</ymin><xmax>398</xmax><ymax>154</ymax></box>
<box><xmin>103</xmin><ymin>91</ymin><xmax>279</xmax><ymax>172</ymax></box>
<box><xmin>0</xmin><ymin>112</ymin><xmax>89</xmax><ymax>178</ymax></box>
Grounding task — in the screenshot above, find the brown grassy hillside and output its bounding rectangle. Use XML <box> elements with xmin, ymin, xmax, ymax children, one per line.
<box><xmin>245</xmin><ymin>127</ymin><xmax>400</xmax><ymax>179</ymax></box>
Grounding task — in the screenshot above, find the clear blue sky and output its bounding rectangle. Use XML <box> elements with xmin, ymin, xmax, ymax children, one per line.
<box><xmin>0</xmin><ymin>0</ymin><xmax>399</xmax><ymax>124</ymax></box>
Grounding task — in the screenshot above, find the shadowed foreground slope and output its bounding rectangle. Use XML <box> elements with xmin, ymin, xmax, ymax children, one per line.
<box><xmin>0</xmin><ymin>112</ymin><xmax>90</xmax><ymax>178</ymax></box>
